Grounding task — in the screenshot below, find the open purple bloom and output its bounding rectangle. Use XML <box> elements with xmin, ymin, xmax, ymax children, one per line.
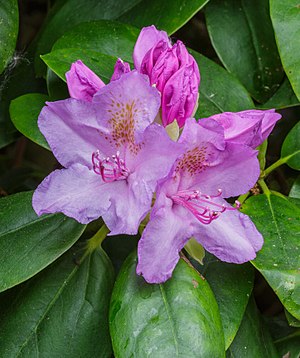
<box><xmin>133</xmin><ymin>25</ymin><xmax>200</xmax><ymax>128</ymax></box>
<box><xmin>33</xmin><ymin>71</ymin><xmax>183</xmax><ymax>235</ymax></box>
<box><xmin>208</xmin><ymin>109</ymin><xmax>282</xmax><ymax>148</ymax></box>
<box><xmin>66</xmin><ymin>60</ymin><xmax>105</xmax><ymax>102</ymax></box>
<box><xmin>137</xmin><ymin>118</ymin><xmax>263</xmax><ymax>283</ymax></box>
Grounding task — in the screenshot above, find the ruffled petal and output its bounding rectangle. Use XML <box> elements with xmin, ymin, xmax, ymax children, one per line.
<box><xmin>93</xmin><ymin>71</ymin><xmax>161</xmax><ymax>147</ymax></box>
<box><xmin>193</xmin><ymin>208</ymin><xmax>263</xmax><ymax>263</ymax></box>
<box><xmin>137</xmin><ymin>203</ymin><xmax>193</xmax><ymax>283</ymax></box>
<box><xmin>133</xmin><ymin>25</ymin><xmax>171</xmax><ymax>71</ymax></box>
<box><xmin>38</xmin><ymin>99</ymin><xmax>103</xmax><ymax>168</ymax></box>
<box><xmin>66</xmin><ymin>60</ymin><xmax>105</xmax><ymax>102</ymax></box>
<box><xmin>32</xmin><ymin>164</ymin><xmax>110</xmax><ymax>224</ymax></box>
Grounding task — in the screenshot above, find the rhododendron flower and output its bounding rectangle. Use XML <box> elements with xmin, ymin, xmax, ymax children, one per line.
<box><xmin>208</xmin><ymin>109</ymin><xmax>282</xmax><ymax>148</ymax></box>
<box><xmin>137</xmin><ymin>118</ymin><xmax>263</xmax><ymax>283</ymax></box>
<box><xmin>133</xmin><ymin>25</ymin><xmax>200</xmax><ymax>128</ymax></box>
<box><xmin>33</xmin><ymin>71</ymin><xmax>183</xmax><ymax>235</ymax></box>
<box><xmin>66</xmin><ymin>58</ymin><xmax>131</xmax><ymax>102</ymax></box>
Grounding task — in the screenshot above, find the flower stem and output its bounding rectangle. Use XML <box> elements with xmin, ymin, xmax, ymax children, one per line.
<box><xmin>86</xmin><ymin>224</ymin><xmax>109</xmax><ymax>253</ymax></box>
<box><xmin>258</xmin><ymin>140</ymin><xmax>268</xmax><ymax>171</ymax></box>
<box><xmin>258</xmin><ymin>179</ymin><xmax>271</xmax><ymax>195</ymax></box>
<box><xmin>237</xmin><ymin>192</ymin><xmax>250</xmax><ymax>205</ymax></box>
<box><xmin>262</xmin><ymin>152</ymin><xmax>299</xmax><ymax>178</ymax></box>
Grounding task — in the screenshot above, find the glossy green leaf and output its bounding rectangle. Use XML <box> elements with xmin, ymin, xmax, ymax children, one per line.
<box><xmin>118</xmin><ymin>0</ymin><xmax>209</xmax><ymax>34</ymax></box>
<box><xmin>46</xmin><ymin>68</ymin><xmax>69</xmax><ymax>101</ymax></box>
<box><xmin>35</xmin><ymin>0</ymin><xmax>207</xmax><ymax>76</ymax></box>
<box><xmin>290</xmin><ymin>176</ymin><xmax>300</xmax><ymax>199</ymax></box>
<box><xmin>42</xmin><ymin>48</ymin><xmax>116</xmax><ymax>84</ymax></box>
<box><xmin>191</xmin><ymin>51</ymin><xmax>255</xmax><ymax>118</ymax></box>
<box><xmin>281</xmin><ymin>121</ymin><xmax>300</xmax><ymax>170</ymax></box>
<box><xmin>0</xmin><ymin>1</ymin><xmax>18</xmax><ymax>75</ymax></box>
<box><xmin>226</xmin><ymin>297</ymin><xmax>278</xmax><ymax>357</ymax></box>
<box><xmin>0</xmin><ymin>191</ymin><xmax>85</xmax><ymax>292</ymax></box>
<box><xmin>242</xmin><ymin>194</ymin><xmax>300</xmax><ymax>319</ymax></box>
<box><xmin>110</xmin><ymin>252</ymin><xmax>225</xmax><ymax>357</ymax></box>
<box><xmin>0</xmin><ymin>246</ymin><xmax>114</xmax><ymax>357</ymax></box>
<box><xmin>258</xmin><ymin>77</ymin><xmax>300</xmax><ymax>110</ymax></box>
<box><xmin>10</xmin><ymin>93</ymin><xmax>50</xmax><ymax>150</ymax></box>
<box><xmin>205</xmin><ymin>0</ymin><xmax>283</xmax><ymax>103</ymax></box>
<box><xmin>52</xmin><ymin>20</ymin><xmax>139</xmax><ymax>63</ymax></box>
<box><xmin>197</xmin><ymin>254</ymin><xmax>254</xmax><ymax>349</ymax></box>
<box><xmin>270</xmin><ymin>0</ymin><xmax>300</xmax><ymax>101</ymax></box>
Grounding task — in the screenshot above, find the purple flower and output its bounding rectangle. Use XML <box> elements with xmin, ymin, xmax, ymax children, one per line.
<box><xmin>133</xmin><ymin>25</ymin><xmax>200</xmax><ymax>128</ymax></box>
<box><xmin>33</xmin><ymin>71</ymin><xmax>183</xmax><ymax>235</ymax></box>
<box><xmin>66</xmin><ymin>60</ymin><xmax>105</xmax><ymax>102</ymax></box>
<box><xmin>137</xmin><ymin>118</ymin><xmax>263</xmax><ymax>283</ymax></box>
<box><xmin>208</xmin><ymin>109</ymin><xmax>282</xmax><ymax>148</ymax></box>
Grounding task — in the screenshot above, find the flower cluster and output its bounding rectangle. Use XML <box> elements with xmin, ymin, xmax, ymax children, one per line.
<box><xmin>33</xmin><ymin>25</ymin><xmax>281</xmax><ymax>283</ymax></box>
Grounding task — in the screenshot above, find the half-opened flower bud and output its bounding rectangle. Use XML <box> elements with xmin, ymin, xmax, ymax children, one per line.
<box><xmin>134</xmin><ymin>26</ymin><xmax>200</xmax><ymax>128</ymax></box>
<box><xmin>66</xmin><ymin>60</ymin><xmax>105</xmax><ymax>102</ymax></box>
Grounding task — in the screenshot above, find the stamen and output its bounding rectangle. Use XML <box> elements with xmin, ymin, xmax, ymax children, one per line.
<box><xmin>92</xmin><ymin>150</ymin><xmax>130</xmax><ymax>183</ymax></box>
<box><xmin>171</xmin><ymin>189</ymin><xmax>240</xmax><ymax>225</ymax></box>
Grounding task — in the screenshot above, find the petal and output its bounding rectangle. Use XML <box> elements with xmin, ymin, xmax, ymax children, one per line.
<box><xmin>133</xmin><ymin>25</ymin><xmax>171</xmax><ymax>71</ymax></box>
<box><xmin>137</xmin><ymin>203</ymin><xmax>193</xmax><ymax>283</ymax></box>
<box><xmin>192</xmin><ymin>141</ymin><xmax>260</xmax><ymax>198</ymax></box>
<box><xmin>93</xmin><ymin>71</ymin><xmax>161</xmax><ymax>146</ymax></box>
<box><xmin>193</xmin><ymin>208</ymin><xmax>263</xmax><ymax>263</ymax></box>
<box><xmin>66</xmin><ymin>60</ymin><xmax>105</xmax><ymax>102</ymax></box>
<box><xmin>38</xmin><ymin>99</ymin><xmax>104</xmax><ymax>168</ymax></box>
<box><xmin>110</xmin><ymin>58</ymin><xmax>131</xmax><ymax>82</ymax></box>
<box><xmin>127</xmin><ymin>123</ymin><xmax>185</xmax><ymax>190</ymax></box>
<box><xmin>32</xmin><ymin>165</ymin><xmax>110</xmax><ymax>224</ymax></box>
<box><xmin>209</xmin><ymin>109</ymin><xmax>281</xmax><ymax>148</ymax></box>
<box><xmin>103</xmin><ymin>174</ymin><xmax>153</xmax><ymax>236</ymax></box>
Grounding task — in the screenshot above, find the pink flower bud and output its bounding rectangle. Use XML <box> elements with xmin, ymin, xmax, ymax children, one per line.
<box><xmin>134</xmin><ymin>26</ymin><xmax>200</xmax><ymax>128</ymax></box>
<box><xmin>111</xmin><ymin>58</ymin><xmax>131</xmax><ymax>82</ymax></box>
<box><xmin>66</xmin><ymin>60</ymin><xmax>105</xmax><ymax>102</ymax></box>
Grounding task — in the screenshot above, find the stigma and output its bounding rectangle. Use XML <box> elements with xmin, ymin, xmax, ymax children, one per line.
<box><xmin>92</xmin><ymin>150</ymin><xmax>130</xmax><ymax>183</ymax></box>
<box><xmin>171</xmin><ymin>189</ymin><xmax>240</xmax><ymax>224</ymax></box>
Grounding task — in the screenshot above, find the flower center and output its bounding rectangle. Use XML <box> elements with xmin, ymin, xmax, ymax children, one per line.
<box><xmin>92</xmin><ymin>150</ymin><xmax>130</xmax><ymax>183</ymax></box>
<box><xmin>171</xmin><ymin>189</ymin><xmax>240</xmax><ymax>224</ymax></box>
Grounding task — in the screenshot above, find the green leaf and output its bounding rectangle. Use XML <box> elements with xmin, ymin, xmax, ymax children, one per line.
<box><xmin>226</xmin><ymin>297</ymin><xmax>278</xmax><ymax>357</ymax></box>
<box><xmin>241</xmin><ymin>194</ymin><xmax>300</xmax><ymax>319</ymax></box>
<box><xmin>46</xmin><ymin>68</ymin><xmax>69</xmax><ymax>101</ymax></box>
<box><xmin>10</xmin><ymin>93</ymin><xmax>50</xmax><ymax>150</ymax></box>
<box><xmin>197</xmin><ymin>254</ymin><xmax>254</xmax><ymax>350</ymax></box>
<box><xmin>42</xmin><ymin>48</ymin><xmax>116</xmax><ymax>84</ymax></box>
<box><xmin>0</xmin><ymin>246</ymin><xmax>114</xmax><ymax>357</ymax></box>
<box><xmin>52</xmin><ymin>20</ymin><xmax>139</xmax><ymax>63</ymax></box>
<box><xmin>191</xmin><ymin>50</ymin><xmax>255</xmax><ymax>118</ymax></box>
<box><xmin>290</xmin><ymin>176</ymin><xmax>300</xmax><ymax>199</ymax></box>
<box><xmin>205</xmin><ymin>0</ymin><xmax>283</xmax><ymax>103</ymax></box>
<box><xmin>286</xmin><ymin>310</ymin><xmax>300</xmax><ymax>328</ymax></box>
<box><xmin>0</xmin><ymin>191</ymin><xmax>85</xmax><ymax>292</ymax></box>
<box><xmin>118</xmin><ymin>0</ymin><xmax>209</xmax><ymax>34</ymax></box>
<box><xmin>184</xmin><ymin>238</ymin><xmax>205</xmax><ymax>265</ymax></box>
<box><xmin>270</xmin><ymin>0</ymin><xmax>300</xmax><ymax>101</ymax></box>
<box><xmin>0</xmin><ymin>1</ymin><xmax>18</xmax><ymax>75</ymax></box>
<box><xmin>281</xmin><ymin>121</ymin><xmax>300</xmax><ymax>170</ymax></box>
<box><xmin>110</xmin><ymin>252</ymin><xmax>225</xmax><ymax>357</ymax></box>
<box><xmin>275</xmin><ymin>331</ymin><xmax>300</xmax><ymax>358</ymax></box>
<box><xmin>258</xmin><ymin>77</ymin><xmax>300</xmax><ymax>110</ymax></box>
